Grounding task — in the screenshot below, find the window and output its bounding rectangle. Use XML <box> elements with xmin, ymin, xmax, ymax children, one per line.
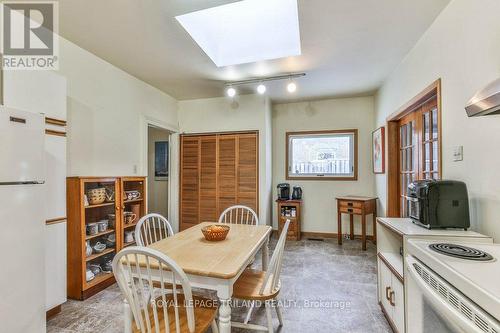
<box><xmin>286</xmin><ymin>130</ymin><xmax>358</xmax><ymax>180</ymax></box>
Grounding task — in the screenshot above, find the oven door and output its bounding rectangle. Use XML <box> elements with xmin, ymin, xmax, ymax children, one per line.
<box><xmin>405</xmin><ymin>256</ymin><xmax>500</xmax><ymax>333</ymax></box>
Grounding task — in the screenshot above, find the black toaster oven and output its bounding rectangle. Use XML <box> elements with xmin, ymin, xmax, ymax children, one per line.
<box><xmin>406</xmin><ymin>180</ymin><xmax>470</xmax><ymax>230</ymax></box>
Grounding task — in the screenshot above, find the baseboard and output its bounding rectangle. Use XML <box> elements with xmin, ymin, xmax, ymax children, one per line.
<box><xmin>46</xmin><ymin>304</ymin><xmax>62</xmax><ymax>320</ymax></box>
<box><xmin>272</xmin><ymin>229</ymin><xmax>374</xmax><ymax>240</ymax></box>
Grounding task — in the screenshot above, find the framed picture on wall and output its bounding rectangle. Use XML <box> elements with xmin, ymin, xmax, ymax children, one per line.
<box><xmin>155</xmin><ymin>141</ymin><xmax>168</xmax><ymax>180</ymax></box>
<box><xmin>372</xmin><ymin>127</ymin><xmax>385</xmax><ymax>174</ymax></box>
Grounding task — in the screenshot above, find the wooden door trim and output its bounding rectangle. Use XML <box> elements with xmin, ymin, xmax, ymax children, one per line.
<box><xmin>386</xmin><ymin>79</ymin><xmax>441</xmax><ymax>217</ymax></box>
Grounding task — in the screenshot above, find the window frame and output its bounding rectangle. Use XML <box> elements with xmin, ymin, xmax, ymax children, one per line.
<box><xmin>285</xmin><ymin>129</ymin><xmax>358</xmax><ymax>181</ymax></box>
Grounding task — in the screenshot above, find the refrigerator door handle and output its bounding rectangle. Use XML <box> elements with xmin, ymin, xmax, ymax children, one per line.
<box><xmin>0</xmin><ymin>181</ymin><xmax>45</xmax><ymax>185</ymax></box>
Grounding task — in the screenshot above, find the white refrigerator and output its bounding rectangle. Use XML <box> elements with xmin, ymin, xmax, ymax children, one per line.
<box><xmin>0</xmin><ymin>107</ymin><xmax>46</xmax><ymax>333</ymax></box>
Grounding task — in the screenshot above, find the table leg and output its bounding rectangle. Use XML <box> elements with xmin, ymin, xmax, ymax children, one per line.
<box><xmin>124</xmin><ymin>298</ymin><xmax>132</xmax><ymax>333</ymax></box>
<box><xmin>337</xmin><ymin>210</ymin><xmax>342</xmax><ymax>245</ymax></box>
<box><xmin>218</xmin><ymin>298</ymin><xmax>232</xmax><ymax>333</ymax></box>
<box><xmin>361</xmin><ymin>214</ymin><xmax>367</xmax><ymax>251</ymax></box>
<box><xmin>349</xmin><ymin>214</ymin><xmax>354</xmax><ymax>240</ymax></box>
<box><xmin>262</xmin><ymin>237</ymin><xmax>269</xmax><ymax>271</ymax></box>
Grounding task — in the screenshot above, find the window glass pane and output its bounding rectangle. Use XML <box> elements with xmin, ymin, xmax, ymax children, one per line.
<box><xmin>401</xmin><ymin>174</ymin><xmax>406</xmax><ymax>194</ymax></box>
<box><xmin>423</xmin><ymin>112</ymin><xmax>430</xmax><ymax>141</ymax></box>
<box><xmin>289</xmin><ymin>133</ymin><xmax>354</xmax><ymax>177</ymax></box>
<box><xmin>432</xmin><ymin>141</ymin><xmax>438</xmax><ymax>171</ymax></box>
<box><xmin>406</xmin><ymin>121</ymin><xmax>413</xmax><ymax>146</ymax></box>
<box><xmin>401</xmin><ymin>149</ymin><xmax>406</xmax><ymax>171</ymax></box>
<box><xmin>424</xmin><ymin>142</ymin><xmax>430</xmax><ymax>171</ymax></box>
<box><xmin>432</xmin><ymin>172</ymin><xmax>439</xmax><ymax>180</ymax></box>
<box><xmin>432</xmin><ymin>109</ymin><xmax>438</xmax><ymax>139</ymax></box>
<box><xmin>400</xmin><ymin>125</ymin><xmax>406</xmax><ymax>147</ymax></box>
<box><xmin>406</xmin><ymin>148</ymin><xmax>411</xmax><ymax>172</ymax></box>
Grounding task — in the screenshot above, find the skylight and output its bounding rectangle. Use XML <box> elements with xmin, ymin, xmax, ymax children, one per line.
<box><xmin>175</xmin><ymin>0</ymin><xmax>301</xmax><ymax>67</ymax></box>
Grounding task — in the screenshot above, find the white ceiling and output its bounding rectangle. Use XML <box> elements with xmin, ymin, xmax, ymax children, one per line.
<box><xmin>57</xmin><ymin>0</ymin><xmax>451</xmax><ymax>102</ymax></box>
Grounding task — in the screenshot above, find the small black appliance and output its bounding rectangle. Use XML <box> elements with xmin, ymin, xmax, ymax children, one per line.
<box><xmin>407</xmin><ymin>180</ymin><xmax>470</xmax><ymax>230</ymax></box>
<box><xmin>277</xmin><ymin>183</ymin><xmax>290</xmax><ymax>200</ymax></box>
<box><xmin>292</xmin><ymin>186</ymin><xmax>302</xmax><ymax>200</ymax></box>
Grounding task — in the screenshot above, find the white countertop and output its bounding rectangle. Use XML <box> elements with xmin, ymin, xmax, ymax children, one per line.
<box><xmin>377</xmin><ymin>217</ymin><xmax>491</xmax><ymax>238</ymax></box>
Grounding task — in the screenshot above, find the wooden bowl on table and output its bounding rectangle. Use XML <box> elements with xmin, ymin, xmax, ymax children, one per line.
<box><xmin>201</xmin><ymin>224</ymin><xmax>230</xmax><ymax>241</ymax></box>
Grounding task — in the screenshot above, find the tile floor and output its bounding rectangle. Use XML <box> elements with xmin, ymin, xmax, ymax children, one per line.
<box><xmin>47</xmin><ymin>238</ymin><xmax>391</xmax><ymax>333</ymax></box>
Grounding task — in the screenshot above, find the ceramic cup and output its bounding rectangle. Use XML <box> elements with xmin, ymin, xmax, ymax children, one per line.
<box><xmin>125</xmin><ymin>231</ymin><xmax>134</xmax><ymax>243</ymax></box>
<box><xmin>124</xmin><ymin>212</ymin><xmax>137</xmax><ymax>224</ymax></box>
<box><xmin>86</xmin><ymin>269</ymin><xmax>95</xmax><ymax>282</ymax></box>
<box><xmin>97</xmin><ymin>220</ymin><xmax>108</xmax><ymax>233</ymax></box>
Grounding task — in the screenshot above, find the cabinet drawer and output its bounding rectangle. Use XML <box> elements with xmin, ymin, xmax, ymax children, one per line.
<box><xmin>280</xmin><ymin>220</ymin><xmax>297</xmax><ymax>232</ymax></box>
<box><xmin>339</xmin><ymin>206</ymin><xmax>362</xmax><ymax>214</ymax></box>
<box><xmin>339</xmin><ymin>201</ymin><xmax>363</xmax><ymax>209</ymax></box>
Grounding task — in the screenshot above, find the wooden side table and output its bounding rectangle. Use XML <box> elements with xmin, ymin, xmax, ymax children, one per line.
<box><xmin>336</xmin><ymin>196</ymin><xmax>377</xmax><ymax>250</ymax></box>
<box><xmin>276</xmin><ymin>199</ymin><xmax>302</xmax><ymax>241</ymax></box>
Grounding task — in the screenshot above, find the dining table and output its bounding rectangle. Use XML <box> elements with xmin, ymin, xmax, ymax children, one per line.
<box><xmin>123</xmin><ymin>222</ymin><xmax>272</xmax><ymax>333</ymax></box>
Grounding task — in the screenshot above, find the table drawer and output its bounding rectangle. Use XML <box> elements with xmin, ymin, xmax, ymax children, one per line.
<box><xmin>339</xmin><ymin>201</ymin><xmax>363</xmax><ymax>209</ymax></box>
<box><xmin>339</xmin><ymin>206</ymin><xmax>362</xmax><ymax>214</ymax></box>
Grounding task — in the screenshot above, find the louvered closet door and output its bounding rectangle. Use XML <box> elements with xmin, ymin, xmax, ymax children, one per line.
<box><xmin>199</xmin><ymin>136</ymin><xmax>218</xmax><ymax>223</ymax></box>
<box><xmin>180</xmin><ymin>132</ymin><xmax>259</xmax><ymax>230</ymax></box>
<box><xmin>237</xmin><ymin>133</ymin><xmax>258</xmax><ymax>213</ymax></box>
<box><xmin>217</xmin><ymin>135</ymin><xmax>238</xmax><ymax>216</ymax></box>
<box><xmin>180</xmin><ymin>136</ymin><xmax>200</xmax><ymax>230</ymax></box>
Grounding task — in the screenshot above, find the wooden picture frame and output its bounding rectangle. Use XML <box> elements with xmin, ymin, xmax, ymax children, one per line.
<box><xmin>372</xmin><ymin>126</ymin><xmax>385</xmax><ymax>174</ymax></box>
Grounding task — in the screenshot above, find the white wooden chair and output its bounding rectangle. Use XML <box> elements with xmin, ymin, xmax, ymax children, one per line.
<box><xmin>135</xmin><ymin>213</ymin><xmax>174</xmax><ymax>247</ymax></box>
<box><xmin>218</xmin><ymin>205</ymin><xmax>259</xmax><ymax>226</ymax></box>
<box><xmin>112</xmin><ymin>246</ymin><xmax>219</xmax><ymax>333</ymax></box>
<box><xmin>231</xmin><ymin>220</ymin><xmax>290</xmax><ymax>333</ymax></box>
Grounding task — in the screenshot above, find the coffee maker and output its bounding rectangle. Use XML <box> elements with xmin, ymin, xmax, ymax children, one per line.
<box><xmin>277</xmin><ymin>183</ymin><xmax>290</xmax><ymax>200</ymax></box>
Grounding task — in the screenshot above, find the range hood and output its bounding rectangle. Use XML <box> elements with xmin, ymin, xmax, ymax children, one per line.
<box><xmin>465</xmin><ymin>78</ymin><xmax>500</xmax><ymax>117</ymax></box>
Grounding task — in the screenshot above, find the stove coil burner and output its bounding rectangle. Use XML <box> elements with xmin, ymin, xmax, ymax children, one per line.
<box><xmin>429</xmin><ymin>243</ymin><xmax>494</xmax><ymax>261</ymax></box>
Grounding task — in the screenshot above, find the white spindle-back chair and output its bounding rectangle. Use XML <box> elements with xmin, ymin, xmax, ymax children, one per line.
<box><xmin>231</xmin><ymin>220</ymin><xmax>291</xmax><ymax>332</ymax></box>
<box><xmin>112</xmin><ymin>246</ymin><xmax>218</xmax><ymax>333</ymax></box>
<box><xmin>135</xmin><ymin>213</ymin><xmax>174</xmax><ymax>247</ymax></box>
<box><xmin>218</xmin><ymin>205</ymin><xmax>259</xmax><ymax>226</ymax></box>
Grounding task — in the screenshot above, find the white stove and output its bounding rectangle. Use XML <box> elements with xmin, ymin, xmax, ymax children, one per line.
<box><xmin>406</xmin><ymin>239</ymin><xmax>500</xmax><ymax>333</ymax></box>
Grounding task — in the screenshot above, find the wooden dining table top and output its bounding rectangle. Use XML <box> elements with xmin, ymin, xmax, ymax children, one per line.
<box><xmin>128</xmin><ymin>222</ymin><xmax>272</xmax><ymax>279</ymax></box>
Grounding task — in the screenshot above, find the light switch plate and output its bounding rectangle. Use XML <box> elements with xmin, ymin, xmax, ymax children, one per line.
<box><xmin>453</xmin><ymin>146</ymin><xmax>463</xmax><ymax>161</ymax></box>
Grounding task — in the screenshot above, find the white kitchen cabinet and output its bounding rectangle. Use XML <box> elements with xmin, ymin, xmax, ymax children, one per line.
<box><xmin>392</xmin><ymin>275</ymin><xmax>405</xmax><ymax>332</ymax></box>
<box><xmin>376</xmin><ymin>218</ymin><xmax>493</xmax><ymax>333</ymax></box>
<box><xmin>45</xmin><ymin>134</ymin><xmax>67</xmax><ymax>220</ymax></box>
<box><xmin>45</xmin><ymin>222</ymin><xmax>67</xmax><ymax>311</ymax></box>
<box><xmin>378</xmin><ymin>257</ymin><xmax>404</xmax><ymax>332</ymax></box>
<box><xmin>3</xmin><ymin>70</ymin><xmax>67</xmax><ymax>120</ymax></box>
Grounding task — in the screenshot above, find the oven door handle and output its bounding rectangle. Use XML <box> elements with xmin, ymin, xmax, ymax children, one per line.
<box><xmin>405</xmin><ymin>256</ymin><xmax>488</xmax><ymax>333</ymax></box>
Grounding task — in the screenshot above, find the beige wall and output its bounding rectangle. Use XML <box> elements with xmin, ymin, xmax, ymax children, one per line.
<box><xmin>375</xmin><ymin>0</ymin><xmax>500</xmax><ymax>240</ymax></box>
<box><xmin>58</xmin><ymin>38</ymin><xmax>179</xmax><ymax>177</ymax></box>
<box><xmin>148</xmin><ymin>127</ymin><xmax>170</xmax><ymax>217</ymax></box>
<box><xmin>273</xmin><ymin>97</ymin><xmax>376</xmax><ymax>234</ymax></box>
<box><xmin>178</xmin><ymin>95</ymin><xmax>273</xmax><ymax>226</ymax></box>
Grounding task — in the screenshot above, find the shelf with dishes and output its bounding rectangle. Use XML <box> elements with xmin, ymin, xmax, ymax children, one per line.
<box><xmin>121</xmin><ymin>178</ymin><xmax>146</xmax><ymax>249</ymax></box>
<box><xmin>67</xmin><ymin>176</ymin><xmax>147</xmax><ymax>299</ymax></box>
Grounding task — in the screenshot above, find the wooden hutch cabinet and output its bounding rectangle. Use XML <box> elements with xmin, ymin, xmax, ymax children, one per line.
<box><xmin>276</xmin><ymin>199</ymin><xmax>302</xmax><ymax>240</ymax></box>
<box><xmin>66</xmin><ymin>176</ymin><xmax>147</xmax><ymax>300</ymax></box>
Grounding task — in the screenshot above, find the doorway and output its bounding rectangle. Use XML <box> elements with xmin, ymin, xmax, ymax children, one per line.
<box><xmin>147</xmin><ymin>125</ymin><xmax>171</xmax><ymax>218</ymax></box>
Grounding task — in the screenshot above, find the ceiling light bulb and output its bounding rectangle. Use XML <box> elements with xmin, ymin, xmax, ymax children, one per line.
<box><xmin>287</xmin><ymin>81</ymin><xmax>297</xmax><ymax>93</ymax></box>
<box><xmin>257</xmin><ymin>84</ymin><xmax>266</xmax><ymax>94</ymax></box>
<box><xmin>226</xmin><ymin>87</ymin><xmax>236</xmax><ymax>98</ymax></box>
